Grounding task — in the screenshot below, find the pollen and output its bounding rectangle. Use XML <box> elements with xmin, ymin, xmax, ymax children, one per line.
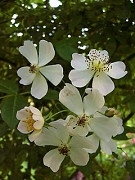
<box><xmin>86</xmin><ymin>49</ymin><xmax>111</xmax><ymax>73</ymax></box>
<box><xmin>77</xmin><ymin>114</ymin><xmax>88</xmax><ymax>127</ymax></box>
<box><xmin>22</xmin><ymin>112</ymin><xmax>36</xmax><ymax>132</ymax></box>
<box><xmin>29</xmin><ymin>64</ymin><xmax>39</xmax><ymax>73</ymax></box>
<box><xmin>58</xmin><ymin>144</ymin><xmax>70</xmax><ymax>156</ymax></box>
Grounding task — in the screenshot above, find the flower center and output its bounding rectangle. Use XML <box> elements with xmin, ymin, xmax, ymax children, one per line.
<box><xmin>58</xmin><ymin>144</ymin><xmax>70</xmax><ymax>156</ymax></box>
<box><xmin>22</xmin><ymin>110</ymin><xmax>36</xmax><ymax>132</ymax></box>
<box><xmin>86</xmin><ymin>59</ymin><xmax>111</xmax><ymax>73</ymax></box>
<box><xmin>76</xmin><ymin>114</ymin><xmax>89</xmax><ymax>127</ymax></box>
<box><xmin>29</xmin><ymin>64</ymin><xmax>39</xmax><ymax>73</ymax></box>
<box><xmin>85</xmin><ymin>49</ymin><xmax>112</xmax><ymax>74</ymax></box>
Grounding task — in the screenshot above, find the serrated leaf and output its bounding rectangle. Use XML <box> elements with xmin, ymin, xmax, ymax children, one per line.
<box><xmin>0</xmin><ymin>80</ymin><xmax>18</xmax><ymax>94</ymax></box>
<box><xmin>54</xmin><ymin>38</ymin><xmax>78</xmax><ymax>61</ymax></box>
<box><xmin>1</xmin><ymin>94</ymin><xmax>27</xmax><ymax>129</ymax></box>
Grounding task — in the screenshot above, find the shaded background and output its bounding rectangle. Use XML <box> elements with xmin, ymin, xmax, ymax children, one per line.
<box><xmin>0</xmin><ymin>0</ymin><xmax>135</xmax><ymax>179</ymax></box>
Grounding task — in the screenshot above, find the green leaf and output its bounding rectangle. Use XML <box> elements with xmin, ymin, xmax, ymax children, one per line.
<box><xmin>1</xmin><ymin>94</ymin><xmax>27</xmax><ymax>129</ymax></box>
<box><xmin>54</xmin><ymin>38</ymin><xmax>78</xmax><ymax>61</ymax></box>
<box><xmin>44</xmin><ymin>90</ymin><xmax>59</xmax><ymax>100</ymax></box>
<box><xmin>0</xmin><ymin>80</ymin><xmax>18</xmax><ymax>94</ymax></box>
<box><xmin>0</xmin><ymin>122</ymin><xmax>8</xmax><ymax>136</ymax></box>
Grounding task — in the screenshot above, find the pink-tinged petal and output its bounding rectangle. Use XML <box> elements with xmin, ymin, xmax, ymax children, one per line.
<box><xmin>16</xmin><ymin>107</ymin><xmax>30</xmax><ymax>120</ymax></box>
<box><xmin>17</xmin><ymin>67</ymin><xmax>36</xmax><ymax>85</ymax></box>
<box><xmin>19</xmin><ymin>41</ymin><xmax>38</xmax><ymax>64</ymax></box>
<box><xmin>38</xmin><ymin>40</ymin><xmax>55</xmax><ymax>66</ymax></box>
<box><xmin>28</xmin><ymin>129</ymin><xmax>42</xmax><ymax>142</ymax></box>
<box><xmin>17</xmin><ymin>120</ymin><xmax>32</xmax><ymax>134</ymax></box>
<box><xmin>90</xmin><ymin>117</ymin><xmax>117</xmax><ymax>142</ymax></box>
<box><xmin>86</xmin><ymin>134</ymin><xmax>99</xmax><ymax>153</ymax></box>
<box><xmin>59</xmin><ymin>83</ymin><xmax>83</xmax><ymax>115</ymax></box>
<box><xmin>33</xmin><ymin>119</ymin><xmax>44</xmax><ymax>129</ymax></box>
<box><xmin>100</xmin><ymin>139</ymin><xmax>117</xmax><ymax>154</ymax></box>
<box><xmin>92</xmin><ymin>72</ymin><xmax>114</xmax><ymax>96</ymax></box>
<box><xmin>71</xmin><ymin>53</ymin><xmax>87</xmax><ymax>70</ymax></box>
<box><xmin>70</xmin><ymin>148</ymin><xmax>89</xmax><ymax>166</ymax></box>
<box><xmin>29</xmin><ymin>106</ymin><xmax>42</xmax><ymax>115</ymax></box>
<box><xmin>84</xmin><ymin>89</ymin><xmax>105</xmax><ymax>116</ymax></box>
<box><xmin>40</xmin><ymin>64</ymin><xmax>63</xmax><ymax>85</ymax></box>
<box><xmin>34</xmin><ymin>127</ymin><xmax>61</xmax><ymax>146</ymax></box>
<box><xmin>69</xmin><ymin>69</ymin><xmax>94</xmax><ymax>87</ymax></box>
<box><xmin>31</xmin><ymin>73</ymin><xmax>48</xmax><ymax>99</ymax></box>
<box><xmin>43</xmin><ymin>149</ymin><xmax>65</xmax><ymax>172</ymax></box>
<box><xmin>107</xmin><ymin>61</ymin><xmax>127</xmax><ymax>79</ymax></box>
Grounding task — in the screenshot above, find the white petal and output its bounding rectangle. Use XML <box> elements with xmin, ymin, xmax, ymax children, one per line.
<box><xmin>43</xmin><ymin>149</ymin><xmax>65</xmax><ymax>172</ymax></box>
<box><xmin>49</xmin><ymin>122</ymin><xmax>70</xmax><ymax>144</ymax></box>
<box><xmin>70</xmin><ymin>148</ymin><xmax>89</xmax><ymax>166</ymax></box>
<box><xmin>71</xmin><ymin>53</ymin><xmax>88</xmax><ymax>69</ymax></box>
<box><xmin>34</xmin><ymin>127</ymin><xmax>61</xmax><ymax>146</ymax></box>
<box><xmin>69</xmin><ymin>136</ymin><xmax>98</xmax><ymax>152</ymax></box>
<box><xmin>100</xmin><ymin>139</ymin><xmax>117</xmax><ymax>154</ymax></box>
<box><xmin>33</xmin><ymin>119</ymin><xmax>44</xmax><ymax>129</ymax></box>
<box><xmin>110</xmin><ymin>117</ymin><xmax>124</xmax><ymax>136</ymax></box>
<box><xmin>92</xmin><ymin>72</ymin><xmax>114</xmax><ymax>96</ymax></box>
<box><xmin>59</xmin><ymin>83</ymin><xmax>83</xmax><ymax>115</ymax></box>
<box><xmin>86</xmin><ymin>134</ymin><xmax>99</xmax><ymax>153</ymax></box>
<box><xmin>69</xmin><ymin>69</ymin><xmax>94</xmax><ymax>87</ymax></box>
<box><xmin>29</xmin><ymin>106</ymin><xmax>42</xmax><ymax>115</ymax></box>
<box><xmin>40</xmin><ymin>64</ymin><xmax>63</xmax><ymax>85</ymax></box>
<box><xmin>28</xmin><ymin>129</ymin><xmax>42</xmax><ymax>142</ymax></box>
<box><xmin>17</xmin><ymin>67</ymin><xmax>36</xmax><ymax>85</ymax></box>
<box><xmin>38</xmin><ymin>40</ymin><xmax>55</xmax><ymax>66</ymax></box>
<box><xmin>107</xmin><ymin>61</ymin><xmax>127</xmax><ymax>79</ymax></box>
<box><xmin>17</xmin><ymin>120</ymin><xmax>31</xmax><ymax>134</ymax></box>
<box><xmin>16</xmin><ymin>107</ymin><xmax>30</xmax><ymax>120</ymax></box>
<box><xmin>90</xmin><ymin>117</ymin><xmax>117</xmax><ymax>141</ymax></box>
<box><xmin>31</xmin><ymin>73</ymin><xmax>48</xmax><ymax>99</ymax></box>
<box><xmin>94</xmin><ymin>106</ymin><xmax>108</xmax><ymax>117</ymax></box>
<box><xmin>19</xmin><ymin>41</ymin><xmax>38</xmax><ymax>64</ymax></box>
<box><xmin>84</xmin><ymin>89</ymin><xmax>105</xmax><ymax>116</ymax></box>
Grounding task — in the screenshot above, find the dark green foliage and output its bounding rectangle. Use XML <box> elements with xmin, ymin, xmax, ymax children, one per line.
<box><xmin>0</xmin><ymin>0</ymin><xmax>135</xmax><ymax>179</ymax></box>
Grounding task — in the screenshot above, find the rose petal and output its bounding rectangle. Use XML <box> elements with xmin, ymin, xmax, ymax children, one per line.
<box><xmin>69</xmin><ymin>69</ymin><xmax>94</xmax><ymax>87</ymax></box>
<box><xmin>84</xmin><ymin>89</ymin><xmax>105</xmax><ymax>116</ymax></box>
<box><xmin>59</xmin><ymin>83</ymin><xmax>83</xmax><ymax>115</ymax></box>
<box><xmin>31</xmin><ymin>73</ymin><xmax>48</xmax><ymax>99</ymax></box>
<box><xmin>92</xmin><ymin>72</ymin><xmax>114</xmax><ymax>96</ymax></box>
<box><xmin>107</xmin><ymin>61</ymin><xmax>127</xmax><ymax>79</ymax></box>
<box><xmin>70</xmin><ymin>148</ymin><xmax>89</xmax><ymax>166</ymax></box>
<box><xmin>17</xmin><ymin>67</ymin><xmax>36</xmax><ymax>85</ymax></box>
<box><xmin>38</xmin><ymin>40</ymin><xmax>55</xmax><ymax>66</ymax></box>
<box><xmin>40</xmin><ymin>64</ymin><xmax>63</xmax><ymax>86</ymax></box>
<box><xmin>71</xmin><ymin>53</ymin><xmax>88</xmax><ymax>69</ymax></box>
<box><xmin>43</xmin><ymin>149</ymin><xmax>65</xmax><ymax>172</ymax></box>
<box><xmin>19</xmin><ymin>40</ymin><xmax>38</xmax><ymax>64</ymax></box>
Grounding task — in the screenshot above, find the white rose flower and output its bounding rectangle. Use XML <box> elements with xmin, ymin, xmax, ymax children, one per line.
<box><xmin>16</xmin><ymin>106</ymin><xmax>44</xmax><ymax>142</ymax></box>
<box><xmin>69</xmin><ymin>49</ymin><xmax>127</xmax><ymax>95</ymax></box>
<box><xmin>17</xmin><ymin>40</ymin><xmax>63</xmax><ymax>99</ymax></box>
<box><xmin>35</xmin><ymin>123</ymin><xmax>96</xmax><ymax>172</ymax></box>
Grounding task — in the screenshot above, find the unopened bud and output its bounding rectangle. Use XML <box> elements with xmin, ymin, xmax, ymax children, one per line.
<box><xmin>105</xmin><ymin>108</ymin><xmax>115</xmax><ymax>117</ymax></box>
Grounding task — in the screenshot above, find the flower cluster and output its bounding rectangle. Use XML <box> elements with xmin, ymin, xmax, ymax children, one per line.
<box><xmin>16</xmin><ymin>39</ymin><xmax>127</xmax><ymax>172</ymax></box>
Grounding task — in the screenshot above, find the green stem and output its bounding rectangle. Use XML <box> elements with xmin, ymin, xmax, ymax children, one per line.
<box><xmin>45</xmin><ymin>109</ymin><xmax>69</xmax><ymax>121</ymax></box>
<box><xmin>0</xmin><ymin>91</ymin><xmax>30</xmax><ymax>99</ymax></box>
